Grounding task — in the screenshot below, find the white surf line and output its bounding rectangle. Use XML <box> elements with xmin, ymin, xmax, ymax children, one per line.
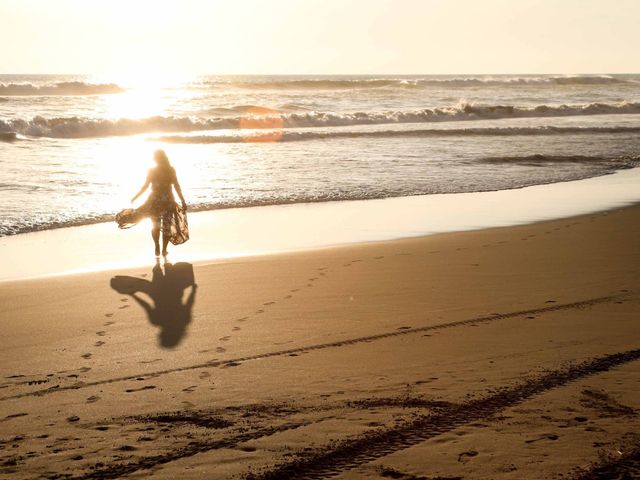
<box><xmin>2</xmin><ymin>166</ymin><xmax>640</xmax><ymax>282</ymax></box>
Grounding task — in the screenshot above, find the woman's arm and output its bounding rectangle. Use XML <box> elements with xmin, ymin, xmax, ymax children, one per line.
<box><xmin>131</xmin><ymin>173</ymin><xmax>151</xmax><ymax>203</ymax></box>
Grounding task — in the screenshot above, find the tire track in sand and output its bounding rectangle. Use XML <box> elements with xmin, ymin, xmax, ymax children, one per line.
<box><xmin>0</xmin><ymin>293</ymin><xmax>630</xmax><ymax>401</ymax></box>
<box><xmin>71</xmin><ymin>420</ymin><xmax>316</xmax><ymax>480</ymax></box>
<box><xmin>48</xmin><ymin>348</ymin><xmax>640</xmax><ymax>479</ymax></box>
<box><xmin>242</xmin><ymin>348</ymin><xmax>640</xmax><ymax>480</ymax></box>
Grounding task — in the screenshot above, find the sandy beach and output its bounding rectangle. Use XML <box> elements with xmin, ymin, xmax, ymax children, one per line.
<box><xmin>1</xmin><ymin>202</ymin><xmax>639</xmax><ymax>479</ymax></box>
<box><xmin>3</xmin><ymin>1</ymin><xmax>640</xmax><ymax>478</ymax></box>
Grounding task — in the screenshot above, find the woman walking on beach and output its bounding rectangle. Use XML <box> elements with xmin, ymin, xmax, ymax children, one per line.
<box><xmin>121</xmin><ymin>150</ymin><xmax>189</xmax><ymax>257</ymax></box>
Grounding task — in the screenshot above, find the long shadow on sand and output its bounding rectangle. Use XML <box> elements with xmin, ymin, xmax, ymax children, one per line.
<box><xmin>110</xmin><ymin>260</ymin><xmax>197</xmax><ymax>348</ymax></box>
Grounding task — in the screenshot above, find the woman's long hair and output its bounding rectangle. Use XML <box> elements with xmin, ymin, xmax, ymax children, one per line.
<box><xmin>154</xmin><ymin>149</ymin><xmax>171</xmax><ymax>168</ymax></box>
<box><xmin>153</xmin><ymin>150</ymin><xmax>173</xmax><ymax>179</ymax></box>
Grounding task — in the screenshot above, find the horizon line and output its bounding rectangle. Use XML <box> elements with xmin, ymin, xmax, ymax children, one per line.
<box><xmin>1</xmin><ymin>72</ymin><xmax>639</xmax><ymax>76</ymax></box>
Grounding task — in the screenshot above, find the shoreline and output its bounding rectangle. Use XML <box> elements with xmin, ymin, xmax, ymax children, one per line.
<box><xmin>2</xmin><ymin>155</ymin><xmax>638</xmax><ymax>239</ymax></box>
<box><xmin>2</xmin><ymin>166</ymin><xmax>640</xmax><ymax>282</ymax></box>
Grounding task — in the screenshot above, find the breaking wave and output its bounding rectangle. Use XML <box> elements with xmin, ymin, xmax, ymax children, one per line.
<box><xmin>2</xmin><ymin>101</ymin><xmax>640</xmax><ymax>138</ymax></box>
<box><xmin>202</xmin><ymin>75</ymin><xmax>636</xmax><ymax>90</ymax></box>
<box><xmin>0</xmin><ymin>81</ymin><xmax>125</xmax><ymax>96</ymax></box>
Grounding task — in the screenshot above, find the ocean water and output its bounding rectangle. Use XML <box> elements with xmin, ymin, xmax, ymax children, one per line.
<box><xmin>1</xmin><ymin>74</ymin><xmax>639</xmax><ymax>236</ymax></box>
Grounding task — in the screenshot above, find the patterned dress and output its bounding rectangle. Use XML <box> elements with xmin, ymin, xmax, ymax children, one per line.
<box><xmin>115</xmin><ymin>167</ymin><xmax>189</xmax><ymax>245</ymax></box>
<box><xmin>143</xmin><ymin>167</ymin><xmax>176</xmax><ymax>226</ymax></box>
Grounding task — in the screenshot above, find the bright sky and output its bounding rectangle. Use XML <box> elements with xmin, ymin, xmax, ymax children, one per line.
<box><xmin>1</xmin><ymin>0</ymin><xmax>638</xmax><ymax>75</ymax></box>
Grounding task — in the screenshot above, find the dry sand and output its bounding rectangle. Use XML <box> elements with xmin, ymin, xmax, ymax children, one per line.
<box><xmin>1</xmin><ymin>205</ymin><xmax>639</xmax><ymax>479</ymax></box>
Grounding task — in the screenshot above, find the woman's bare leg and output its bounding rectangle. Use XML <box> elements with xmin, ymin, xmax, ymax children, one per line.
<box><xmin>161</xmin><ymin>219</ymin><xmax>170</xmax><ymax>256</ymax></box>
<box><xmin>151</xmin><ymin>219</ymin><xmax>161</xmax><ymax>257</ymax></box>
<box><xmin>162</xmin><ymin>235</ymin><xmax>170</xmax><ymax>257</ymax></box>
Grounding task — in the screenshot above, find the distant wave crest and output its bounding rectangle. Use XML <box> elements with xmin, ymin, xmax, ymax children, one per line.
<box><xmin>152</xmin><ymin>125</ymin><xmax>640</xmax><ymax>144</ymax></box>
<box><xmin>201</xmin><ymin>75</ymin><xmax>636</xmax><ymax>90</ymax></box>
<box><xmin>2</xmin><ymin>101</ymin><xmax>640</xmax><ymax>138</ymax></box>
<box><xmin>0</xmin><ymin>81</ymin><xmax>125</xmax><ymax>96</ymax></box>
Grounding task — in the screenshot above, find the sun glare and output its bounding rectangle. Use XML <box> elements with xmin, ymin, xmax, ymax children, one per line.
<box><xmin>93</xmin><ymin>70</ymin><xmax>192</xmax><ymax>119</ymax></box>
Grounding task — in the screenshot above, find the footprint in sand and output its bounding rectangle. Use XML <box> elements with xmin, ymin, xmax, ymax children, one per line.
<box><xmin>263</xmin><ymin>301</ymin><xmax>276</xmax><ymax>306</ymax></box>
<box><xmin>104</xmin><ymin>313</ymin><xmax>113</xmax><ymax>318</ymax></box>
<box><xmin>291</xmin><ymin>288</ymin><xmax>300</xmax><ymax>292</ymax></box>
<box><xmin>232</xmin><ymin>326</ymin><xmax>241</xmax><ymax>331</ymax></box>
<box><xmin>118</xmin><ymin>305</ymin><xmax>130</xmax><ymax>310</ymax></box>
<box><xmin>138</xmin><ymin>359</ymin><xmax>161</xmax><ymax>365</ymax></box>
<box><xmin>545</xmin><ymin>300</ymin><xmax>557</xmax><ymax>304</ymax></box>
<box><xmin>94</xmin><ymin>341</ymin><xmax>105</xmax><ymax>347</ymax></box>
<box><xmin>374</xmin><ymin>256</ymin><xmax>385</xmax><ymax>259</ymax></box>
<box><xmin>96</xmin><ymin>331</ymin><xmax>106</xmax><ymax>336</ymax></box>
<box><xmin>317</xmin><ymin>267</ymin><xmax>328</xmax><ymax>271</ymax></box>
<box><xmin>219</xmin><ymin>336</ymin><xmax>230</xmax><ymax>342</ymax></box>
<box><xmin>81</xmin><ymin>353</ymin><xmax>92</xmax><ymax>359</ymax></box>
<box><xmin>237</xmin><ymin>317</ymin><xmax>248</xmax><ymax>322</ymax></box>
<box><xmin>198</xmin><ymin>371</ymin><xmax>211</xmax><ymax>380</ymax></box>
<box><xmin>255</xmin><ymin>309</ymin><xmax>264</xmax><ymax>314</ymax></box>
<box><xmin>103</xmin><ymin>321</ymin><xmax>115</xmax><ymax>326</ymax></box>
<box><xmin>284</xmin><ymin>295</ymin><xmax>292</xmax><ymax>299</ymax></box>
<box><xmin>215</xmin><ymin>347</ymin><xmax>226</xmax><ymax>353</ymax></box>
<box><xmin>86</xmin><ymin>395</ymin><xmax>100</xmax><ymax>404</ymax></box>
<box><xmin>458</xmin><ymin>450</ymin><xmax>479</xmax><ymax>462</ymax></box>
<box><xmin>182</xmin><ymin>385</ymin><xmax>197</xmax><ymax>393</ymax></box>
<box><xmin>120</xmin><ymin>298</ymin><xmax>129</xmax><ymax>303</ymax></box>
<box><xmin>397</xmin><ymin>326</ymin><xmax>412</xmax><ymax>330</ymax></box>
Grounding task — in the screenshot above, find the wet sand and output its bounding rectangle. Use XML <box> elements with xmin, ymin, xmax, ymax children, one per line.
<box><xmin>1</xmin><ymin>205</ymin><xmax>639</xmax><ymax>479</ymax></box>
